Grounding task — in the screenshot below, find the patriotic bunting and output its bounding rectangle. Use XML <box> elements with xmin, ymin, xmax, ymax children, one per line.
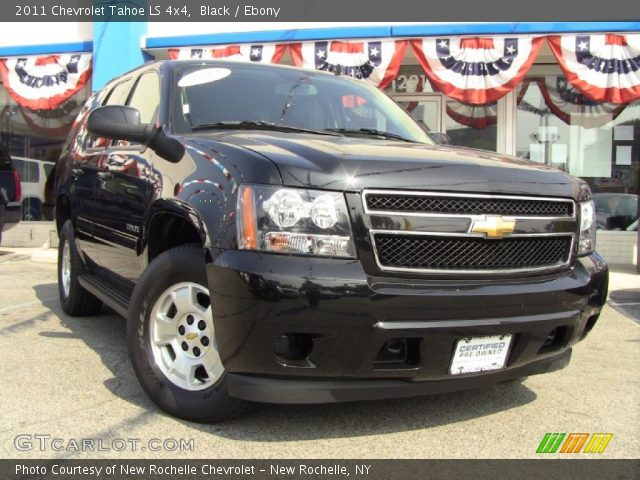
<box><xmin>0</xmin><ymin>54</ymin><xmax>92</xmax><ymax>110</ymax></box>
<box><xmin>411</xmin><ymin>36</ymin><xmax>544</xmax><ymax>104</ymax></box>
<box><xmin>168</xmin><ymin>44</ymin><xmax>286</xmax><ymax>64</ymax></box>
<box><xmin>537</xmin><ymin>76</ymin><xmax>626</xmax><ymax>128</ymax></box>
<box><xmin>289</xmin><ymin>40</ymin><xmax>407</xmax><ymax>88</ymax></box>
<box><xmin>547</xmin><ymin>34</ymin><xmax>640</xmax><ymax>104</ymax></box>
<box><xmin>446</xmin><ymin>100</ymin><xmax>498</xmax><ymax>129</ymax></box>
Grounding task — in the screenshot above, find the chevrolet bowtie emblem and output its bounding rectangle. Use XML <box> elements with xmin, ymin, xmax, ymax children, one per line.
<box><xmin>471</xmin><ymin>216</ymin><xmax>516</xmax><ymax>239</ymax></box>
<box><xmin>186</xmin><ymin>332</ymin><xmax>198</xmax><ymax>340</ymax></box>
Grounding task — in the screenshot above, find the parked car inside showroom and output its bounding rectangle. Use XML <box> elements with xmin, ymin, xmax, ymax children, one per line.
<box><xmin>594</xmin><ymin>193</ymin><xmax>639</xmax><ymax>231</ymax></box>
<box><xmin>12</xmin><ymin>156</ymin><xmax>56</xmax><ymax>221</ymax></box>
<box><xmin>54</xmin><ymin>60</ymin><xmax>608</xmax><ymax>422</ymax></box>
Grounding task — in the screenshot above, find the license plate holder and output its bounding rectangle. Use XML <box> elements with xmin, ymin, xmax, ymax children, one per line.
<box><xmin>449</xmin><ymin>334</ymin><xmax>513</xmax><ymax>375</ymax></box>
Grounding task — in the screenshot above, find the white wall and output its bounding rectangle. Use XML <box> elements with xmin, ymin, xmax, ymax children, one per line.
<box><xmin>0</xmin><ymin>22</ymin><xmax>92</xmax><ymax>47</ymax></box>
<box><xmin>146</xmin><ymin>22</ymin><xmax>439</xmax><ymax>38</ymax></box>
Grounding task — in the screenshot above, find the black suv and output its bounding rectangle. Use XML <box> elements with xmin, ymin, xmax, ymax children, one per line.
<box><xmin>55</xmin><ymin>60</ymin><xmax>608</xmax><ymax>422</ymax></box>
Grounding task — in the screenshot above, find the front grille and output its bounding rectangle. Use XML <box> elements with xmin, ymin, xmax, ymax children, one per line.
<box><xmin>373</xmin><ymin>234</ymin><xmax>572</xmax><ymax>271</ymax></box>
<box><xmin>366</xmin><ymin>193</ymin><xmax>573</xmax><ymax>217</ymax></box>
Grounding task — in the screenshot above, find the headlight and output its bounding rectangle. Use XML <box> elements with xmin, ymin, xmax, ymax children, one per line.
<box><xmin>578</xmin><ymin>199</ymin><xmax>596</xmax><ymax>255</ymax></box>
<box><xmin>237</xmin><ymin>185</ymin><xmax>356</xmax><ymax>258</ymax></box>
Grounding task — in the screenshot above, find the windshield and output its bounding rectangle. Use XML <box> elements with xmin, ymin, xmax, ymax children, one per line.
<box><xmin>171</xmin><ymin>63</ymin><xmax>434</xmax><ymax>144</ymax></box>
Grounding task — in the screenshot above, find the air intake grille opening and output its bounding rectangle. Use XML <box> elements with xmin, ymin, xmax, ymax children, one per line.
<box><xmin>366</xmin><ymin>193</ymin><xmax>574</xmax><ymax>217</ymax></box>
<box><xmin>374</xmin><ymin>234</ymin><xmax>571</xmax><ymax>271</ymax></box>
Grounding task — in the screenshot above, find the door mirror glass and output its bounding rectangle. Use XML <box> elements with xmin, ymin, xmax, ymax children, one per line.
<box><xmin>87</xmin><ymin>105</ymin><xmax>155</xmax><ymax>145</ymax></box>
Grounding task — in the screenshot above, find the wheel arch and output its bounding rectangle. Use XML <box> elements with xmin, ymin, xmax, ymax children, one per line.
<box><xmin>55</xmin><ymin>194</ymin><xmax>71</xmax><ymax>233</ymax></box>
<box><xmin>145</xmin><ymin>200</ymin><xmax>210</xmax><ymax>265</ymax></box>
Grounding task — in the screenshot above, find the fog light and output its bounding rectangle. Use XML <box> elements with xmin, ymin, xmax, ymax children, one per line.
<box><xmin>273</xmin><ymin>333</ymin><xmax>314</xmax><ymax>361</ymax></box>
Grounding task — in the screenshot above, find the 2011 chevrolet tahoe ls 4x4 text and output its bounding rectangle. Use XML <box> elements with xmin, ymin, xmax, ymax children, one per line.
<box><xmin>55</xmin><ymin>60</ymin><xmax>608</xmax><ymax>422</ymax></box>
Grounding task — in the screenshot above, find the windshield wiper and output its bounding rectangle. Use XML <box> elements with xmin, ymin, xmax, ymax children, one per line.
<box><xmin>191</xmin><ymin>120</ymin><xmax>339</xmax><ymax>136</ymax></box>
<box><xmin>324</xmin><ymin>128</ymin><xmax>413</xmax><ymax>142</ymax></box>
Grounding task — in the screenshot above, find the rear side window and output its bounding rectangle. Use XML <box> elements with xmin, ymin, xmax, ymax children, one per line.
<box><xmin>128</xmin><ymin>72</ymin><xmax>160</xmax><ymax>124</ymax></box>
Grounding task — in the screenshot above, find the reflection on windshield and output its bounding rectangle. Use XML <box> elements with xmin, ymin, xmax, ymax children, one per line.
<box><xmin>172</xmin><ymin>64</ymin><xmax>434</xmax><ymax>144</ymax></box>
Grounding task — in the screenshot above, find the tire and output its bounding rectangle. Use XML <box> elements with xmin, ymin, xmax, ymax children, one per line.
<box><xmin>58</xmin><ymin>220</ymin><xmax>103</xmax><ymax>316</ymax></box>
<box><xmin>127</xmin><ymin>245</ymin><xmax>244</xmax><ymax>422</ymax></box>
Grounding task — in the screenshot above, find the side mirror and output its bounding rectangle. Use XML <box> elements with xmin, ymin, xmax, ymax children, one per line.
<box><xmin>430</xmin><ymin>132</ymin><xmax>452</xmax><ymax>145</ymax></box>
<box><xmin>87</xmin><ymin>105</ymin><xmax>155</xmax><ymax>145</ymax></box>
<box><xmin>86</xmin><ymin>106</ymin><xmax>184</xmax><ymax>163</ymax></box>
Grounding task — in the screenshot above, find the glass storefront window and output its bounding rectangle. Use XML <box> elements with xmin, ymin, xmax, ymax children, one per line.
<box><xmin>387</xmin><ymin>64</ymin><xmax>498</xmax><ymax>151</ymax></box>
<box><xmin>0</xmin><ymin>82</ymin><xmax>89</xmax><ymax>221</ymax></box>
<box><xmin>517</xmin><ymin>76</ymin><xmax>639</xmax><ymax>231</ymax></box>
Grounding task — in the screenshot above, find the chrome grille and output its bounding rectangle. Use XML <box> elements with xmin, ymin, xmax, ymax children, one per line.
<box><xmin>373</xmin><ymin>234</ymin><xmax>572</xmax><ymax>272</ymax></box>
<box><xmin>365</xmin><ymin>192</ymin><xmax>574</xmax><ymax>217</ymax></box>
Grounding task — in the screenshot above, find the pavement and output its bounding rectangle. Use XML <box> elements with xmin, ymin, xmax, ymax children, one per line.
<box><xmin>0</xmin><ymin>248</ymin><xmax>638</xmax><ymax>459</ymax></box>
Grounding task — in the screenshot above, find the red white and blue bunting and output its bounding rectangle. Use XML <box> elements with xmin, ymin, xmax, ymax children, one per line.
<box><xmin>547</xmin><ymin>34</ymin><xmax>640</xmax><ymax>104</ymax></box>
<box><xmin>445</xmin><ymin>79</ymin><xmax>531</xmax><ymax>129</ymax></box>
<box><xmin>289</xmin><ymin>40</ymin><xmax>407</xmax><ymax>88</ymax></box>
<box><xmin>411</xmin><ymin>36</ymin><xmax>544</xmax><ymax>104</ymax></box>
<box><xmin>168</xmin><ymin>44</ymin><xmax>287</xmax><ymax>64</ymax></box>
<box><xmin>0</xmin><ymin>54</ymin><xmax>92</xmax><ymax>110</ymax></box>
<box><xmin>537</xmin><ymin>76</ymin><xmax>626</xmax><ymax>128</ymax></box>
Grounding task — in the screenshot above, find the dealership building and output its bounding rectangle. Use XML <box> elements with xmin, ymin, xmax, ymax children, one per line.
<box><xmin>0</xmin><ymin>21</ymin><xmax>638</xmax><ymax>267</ymax></box>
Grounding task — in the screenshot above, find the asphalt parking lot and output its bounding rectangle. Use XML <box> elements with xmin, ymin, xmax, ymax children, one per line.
<box><xmin>0</xmin><ymin>249</ymin><xmax>638</xmax><ymax>459</ymax></box>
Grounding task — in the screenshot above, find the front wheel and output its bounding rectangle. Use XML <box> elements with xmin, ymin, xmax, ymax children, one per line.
<box><xmin>127</xmin><ymin>245</ymin><xmax>244</xmax><ymax>422</ymax></box>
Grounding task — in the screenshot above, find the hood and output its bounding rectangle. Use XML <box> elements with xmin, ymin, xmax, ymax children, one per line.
<box><xmin>200</xmin><ymin>131</ymin><xmax>583</xmax><ymax>199</ymax></box>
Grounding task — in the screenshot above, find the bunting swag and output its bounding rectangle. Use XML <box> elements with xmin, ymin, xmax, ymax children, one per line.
<box><xmin>446</xmin><ymin>100</ymin><xmax>498</xmax><ymax>129</ymax></box>
<box><xmin>547</xmin><ymin>34</ymin><xmax>640</xmax><ymax>104</ymax></box>
<box><xmin>0</xmin><ymin>54</ymin><xmax>92</xmax><ymax>110</ymax></box>
<box><xmin>289</xmin><ymin>40</ymin><xmax>407</xmax><ymax>88</ymax></box>
<box><xmin>18</xmin><ymin>87</ymin><xmax>87</xmax><ymax>138</ymax></box>
<box><xmin>445</xmin><ymin>80</ymin><xmax>531</xmax><ymax>129</ymax></box>
<box><xmin>168</xmin><ymin>44</ymin><xmax>286</xmax><ymax>64</ymax></box>
<box><xmin>411</xmin><ymin>36</ymin><xmax>544</xmax><ymax>104</ymax></box>
<box><xmin>537</xmin><ymin>76</ymin><xmax>626</xmax><ymax>128</ymax></box>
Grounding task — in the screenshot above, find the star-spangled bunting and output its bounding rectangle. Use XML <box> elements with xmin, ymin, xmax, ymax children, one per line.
<box><xmin>0</xmin><ymin>54</ymin><xmax>92</xmax><ymax>110</ymax></box>
<box><xmin>289</xmin><ymin>39</ymin><xmax>407</xmax><ymax>88</ymax></box>
<box><xmin>536</xmin><ymin>76</ymin><xmax>627</xmax><ymax>127</ymax></box>
<box><xmin>168</xmin><ymin>44</ymin><xmax>287</xmax><ymax>64</ymax></box>
<box><xmin>411</xmin><ymin>36</ymin><xmax>544</xmax><ymax>104</ymax></box>
<box><xmin>547</xmin><ymin>34</ymin><xmax>640</xmax><ymax>103</ymax></box>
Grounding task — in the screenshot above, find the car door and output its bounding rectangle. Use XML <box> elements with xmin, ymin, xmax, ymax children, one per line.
<box><xmin>91</xmin><ymin>70</ymin><xmax>162</xmax><ymax>281</ymax></box>
<box><xmin>73</xmin><ymin>79</ymin><xmax>134</xmax><ymax>266</ymax></box>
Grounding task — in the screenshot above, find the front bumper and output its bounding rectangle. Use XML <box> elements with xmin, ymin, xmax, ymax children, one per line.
<box><xmin>207</xmin><ymin>250</ymin><xmax>608</xmax><ymax>403</ymax></box>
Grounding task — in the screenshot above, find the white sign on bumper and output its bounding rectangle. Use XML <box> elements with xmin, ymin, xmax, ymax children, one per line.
<box><xmin>449</xmin><ymin>334</ymin><xmax>513</xmax><ymax>375</ymax></box>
